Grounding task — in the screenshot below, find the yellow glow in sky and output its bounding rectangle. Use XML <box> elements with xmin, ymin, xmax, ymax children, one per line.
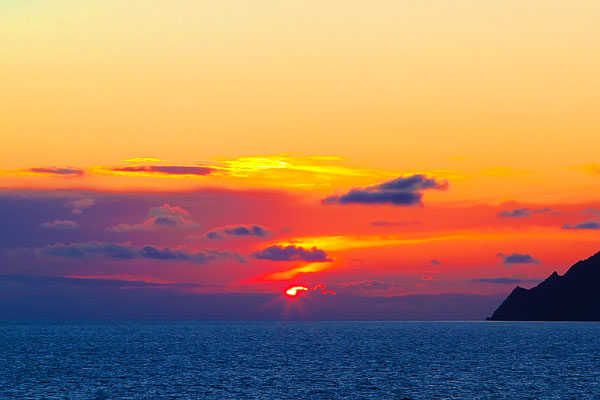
<box><xmin>1</xmin><ymin>0</ymin><xmax>599</xmax><ymax>174</ymax></box>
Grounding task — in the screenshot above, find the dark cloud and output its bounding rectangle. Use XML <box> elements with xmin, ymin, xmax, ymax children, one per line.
<box><xmin>252</xmin><ymin>245</ymin><xmax>331</xmax><ymax>262</ymax></box>
<box><xmin>206</xmin><ymin>231</ymin><xmax>224</xmax><ymax>239</ymax></box>
<box><xmin>322</xmin><ymin>174</ymin><xmax>447</xmax><ymax>206</ymax></box>
<box><xmin>430</xmin><ymin>259</ymin><xmax>441</xmax><ymax>265</ymax></box>
<box><xmin>226</xmin><ymin>225</ymin><xmax>270</xmax><ymax>237</ymax></box>
<box><xmin>470</xmin><ymin>277</ymin><xmax>541</xmax><ymax>285</ymax></box>
<box><xmin>498</xmin><ymin>208</ymin><xmax>531</xmax><ymax>218</ymax></box>
<box><xmin>377</xmin><ymin>175</ymin><xmax>446</xmax><ymax>191</ymax></box>
<box><xmin>139</xmin><ymin>246</ymin><xmax>192</xmax><ymax>261</ymax></box>
<box><xmin>497</xmin><ymin>253</ymin><xmax>540</xmax><ymax>265</ymax></box>
<box><xmin>562</xmin><ymin>221</ymin><xmax>600</xmax><ymax>230</ymax></box>
<box><xmin>42</xmin><ymin>242</ymin><xmax>135</xmax><ymax>259</ymax></box>
<box><xmin>206</xmin><ymin>224</ymin><xmax>271</xmax><ymax>239</ymax></box>
<box><xmin>39</xmin><ymin>241</ymin><xmax>244</xmax><ymax>264</ymax></box>
<box><xmin>40</xmin><ymin>220</ymin><xmax>79</xmax><ymax>229</ymax></box>
<box><xmin>28</xmin><ymin>167</ymin><xmax>84</xmax><ymax>175</ymax></box>
<box><xmin>111</xmin><ymin>165</ymin><xmax>216</xmax><ymax>176</ymax></box>
<box><xmin>324</xmin><ymin>190</ymin><xmax>422</xmax><ymax>206</ymax></box>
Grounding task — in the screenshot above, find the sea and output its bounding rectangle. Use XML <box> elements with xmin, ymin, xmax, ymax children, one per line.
<box><xmin>1</xmin><ymin>321</ymin><xmax>599</xmax><ymax>399</ymax></box>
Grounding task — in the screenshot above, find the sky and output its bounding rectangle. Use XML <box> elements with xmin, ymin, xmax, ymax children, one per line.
<box><xmin>1</xmin><ymin>1</ymin><xmax>599</xmax><ymax>319</ymax></box>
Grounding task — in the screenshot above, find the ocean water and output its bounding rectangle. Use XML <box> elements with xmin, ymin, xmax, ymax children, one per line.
<box><xmin>1</xmin><ymin>321</ymin><xmax>599</xmax><ymax>399</ymax></box>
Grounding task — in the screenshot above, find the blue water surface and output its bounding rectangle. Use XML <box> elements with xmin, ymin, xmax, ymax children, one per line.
<box><xmin>1</xmin><ymin>321</ymin><xmax>599</xmax><ymax>399</ymax></box>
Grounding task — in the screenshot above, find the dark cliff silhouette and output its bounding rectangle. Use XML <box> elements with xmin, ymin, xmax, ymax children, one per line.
<box><xmin>488</xmin><ymin>251</ymin><xmax>600</xmax><ymax>321</ymax></box>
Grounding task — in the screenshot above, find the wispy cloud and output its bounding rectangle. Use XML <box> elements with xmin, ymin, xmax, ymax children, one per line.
<box><xmin>95</xmin><ymin>165</ymin><xmax>218</xmax><ymax>177</ymax></box>
<box><xmin>0</xmin><ymin>167</ymin><xmax>84</xmax><ymax>176</ymax></box>
<box><xmin>40</xmin><ymin>220</ymin><xmax>79</xmax><ymax>229</ymax></box>
<box><xmin>92</xmin><ymin>155</ymin><xmax>462</xmax><ymax>193</ymax></box>
<box><xmin>0</xmin><ymin>274</ymin><xmax>213</xmax><ymax>289</ymax></box>
<box><xmin>470</xmin><ymin>277</ymin><xmax>540</xmax><ymax>284</ymax></box>
<box><xmin>39</xmin><ymin>241</ymin><xmax>244</xmax><ymax>264</ymax></box>
<box><xmin>497</xmin><ymin>207</ymin><xmax>553</xmax><ymax>218</ymax></box>
<box><xmin>370</xmin><ymin>220</ymin><xmax>418</xmax><ymax>227</ymax></box>
<box><xmin>340</xmin><ymin>280</ymin><xmax>401</xmax><ymax>291</ymax></box>
<box><xmin>498</xmin><ymin>208</ymin><xmax>531</xmax><ymax>218</ymax></box>
<box><xmin>582</xmin><ymin>207</ymin><xmax>600</xmax><ymax>217</ymax></box>
<box><xmin>66</xmin><ymin>198</ymin><xmax>95</xmax><ymax>215</ymax></box>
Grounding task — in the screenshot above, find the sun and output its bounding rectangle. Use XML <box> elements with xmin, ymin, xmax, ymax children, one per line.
<box><xmin>285</xmin><ymin>286</ymin><xmax>309</xmax><ymax>297</ymax></box>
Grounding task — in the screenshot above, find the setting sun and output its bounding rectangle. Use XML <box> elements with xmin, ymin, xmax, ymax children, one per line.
<box><xmin>285</xmin><ymin>286</ymin><xmax>309</xmax><ymax>297</ymax></box>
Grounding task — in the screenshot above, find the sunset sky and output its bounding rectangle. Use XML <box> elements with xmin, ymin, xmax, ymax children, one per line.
<box><xmin>1</xmin><ymin>1</ymin><xmax>599</xmax><ymax>318</ymax></box>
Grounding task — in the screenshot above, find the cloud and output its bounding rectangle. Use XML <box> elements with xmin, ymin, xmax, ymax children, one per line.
<box><xmin>66</xmin><ymin>198</ymin><xmax>95</xmax><ymax>214</ymax></box>
<box><xmin>206</xmin><ymin>231</ymin><xmax>224</xmax><ymax>239</ymax></box>
<box><xmin>109</xmin><ymin>204</ymin><xmax>198</xmax><ymax>231</ymax></box>
<box><xmin>581</xmin><ymin>207</ymin><xmax>600</xmax><ymax>217</ymax></box>
<box><xmin>336</xmin><ymin>280</ymin><xmax>406</xmax><ymax>292</ymax></box>
<box><xmin>323</xmin><ymin>174</ymin><xmax>447</xmax><ymax>206</ymax></box>
<box><xmin>430</xmin><ymin>259</ymin><xmax>441</xmax><ymax>265</ymax></box>
<box><xmin>225</xmin><ymin>225</ymin><xmax>270</xmax><ymax>237</ymax></box>
<box><xmin>0</xmin><ymin>275</ymin><xmax>210</xmax><ymax>289</ymax></box>
<box><xmin>100</xmin><ymin>165</ymin><xmax>217</xmax><ymax>177</ymax></box>
<box><xmin>562</xmin><ymin>221</ymin><xmax>600</xmax><ymax>230</ymax></box>
<box><xmin>582</xmin><ymin>207</ymin><xmax>600</xmax><ymax>217</ymax></box>
<box><xmin>0</xmin><ymin>188</ymin><xmax>291</xmax><ymax>250</ymax></box>
<box><xmin>147</xmin><ymin>204</ymin><xmax>191</xmax><ymax>220</ymax></box>
<box><xmin>377</xmin><ymin>175</ymin><xmax>446</xmax><ymax>191</ymax></box>
<box><xmin>325</xmin><ymin>190</ymin><xmax>422</xmax><ymax>206</ymax></box>
<box><xmin>498</xmin><ymin>208</ymin><xmax>531</xmax><ymax>218</ymax></box>
<box><xmin>206</xmin><ymin>224</ymin><xmax>271</xmax><ymax>239</ymax></box>
<box><xmin>40</xmin><ymin>220</ymin><xmax>79</xmax><ymax>229</ymax></box>
<box><xmin>251</xmin><ymin>245</ymin><xmax>332</xmax><ymax>262</ymax></box>
<box><xmin>342</xmin><ymin>280</ymin><xmax>394</xmax><ymax>291</ymax></box>
<box><xmin>0</xmin><ymin>167</ymin><xmax>84</xmax><ymax>177</ymax></box>
<box><xmin>38</xmin><ymin>241</ymin><xmax>243</xmax><ymax>264</ymax></box>
<box><xmin>0</xmin><ymin>288</ymin><xmax>507</xmax><ymax>321</ymax></box>
<box><xmin>497</xmin><ymin>208</ymin><xmax>553</xmax><ymax>218</ymax></box>
<box><xmin>470</xmin><ymin>277</ymin><xmax>541</xmax><ymax>285</ymax></box>
<box><xmin>27</xmin><ymin>167</ymin><xmax>84</xmax><ymax>176</ymax></box>
<box><xmin>497</xmin><ymin>253</ymin><xmax>540</xmax><ymax>265</ymax></box>
<box><xmin>370</xmin><ymin>220</ymin><xmax>417</xmax><ymax>227</ymax></box>
<box><xmin>67</xmin><ymin>199</ymin><xmax>95</xmax><ymax>209</ymax></box>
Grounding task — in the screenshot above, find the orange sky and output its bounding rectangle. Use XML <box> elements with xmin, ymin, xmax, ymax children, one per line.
<box><xmin>1</xmin><ymin>1</ymin><xmax>599</xmax><ymax>297</ymax></box>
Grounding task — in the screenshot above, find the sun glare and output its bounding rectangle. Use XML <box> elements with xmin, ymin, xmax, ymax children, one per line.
<box><xmin>285</xmin><ymin>286</ymin><xmax>309</xmax><ymax>297</ymax></box>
